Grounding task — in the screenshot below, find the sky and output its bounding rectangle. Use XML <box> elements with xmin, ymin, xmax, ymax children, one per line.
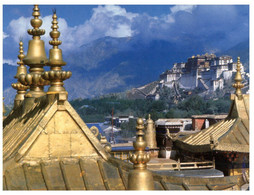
<box><xmin>3</xmin><ymin>4</ymin><xmax>249</xmax><ymax>66</ymax></box>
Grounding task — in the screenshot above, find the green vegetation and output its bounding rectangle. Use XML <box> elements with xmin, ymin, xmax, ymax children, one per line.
<box><xmin>119</xmin><ymin>118</ymin><xmax>137</xmax><ymax>138</ymax></box>
<box><xmin>70</xmin><ymin>94</ymin><xmax>231</xmax><ymax>123</ymax></box>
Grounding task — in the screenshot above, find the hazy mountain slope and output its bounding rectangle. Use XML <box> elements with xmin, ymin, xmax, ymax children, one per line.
<box><xmin>216</xmin><ymin>39</ymin><xmax>249</xmax><ymax>72</ymax></box>
<box><xmin>3</xmin><ymin>37</ymin><xmax>249</xmax><ymax>104</ymax></box>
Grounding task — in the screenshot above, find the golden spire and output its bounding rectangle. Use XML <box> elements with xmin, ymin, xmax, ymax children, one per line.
<box><xmin>128</xmin><ymin>118</ymin><xmax>154</xmax><ymax>190</ymax></box>
<box><xmin>12</xmin><ymin>41</ymin><xmax>29</xmax><ymax>109</ymax></box>
<box><xmin>3</xmin><ymin>97</ymin><xmax>6</xmax><ymax>120</ymax></box>
<box><xmin>19</xmin><ymin>5</ymin><xmax>49</xmax><ymax>98</ymax></box>
<box><xmin>232</xmin><ymin>57</ymin><xmax>244</xmax><ymax>100</ymax></box>
<box><xmin>42</xmin><ymin>10</ymin><xmax>72</xmax><ymax>95</ymax></box>
<box><xmin>49</xmin><ymin>9</ymin><xmax>62</xmax><ymax>50</ymax></box>
<box><xmin>145</xmin><ymin>114</ymin><xmax>157</xmax><ymax>149</ymax></box>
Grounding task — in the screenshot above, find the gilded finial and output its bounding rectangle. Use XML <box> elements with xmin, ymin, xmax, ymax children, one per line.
<box><xmin>100</xmin><ymin>134</ymin><xmax>112</xmax><ymax>153</ymax></box>
<box><xmin>19</xmin><ymin>5</ymin><xmax>49</xmax><ymax>98</ymax></box>
<box><xmin>145</xmin><ymin>114</ymin><xmax>157</xmax><ymax>149</ymax></box>
<box><xmin>232</xmin><ymin>57</ymin><xmax>244</xmax><ymax>100</ymax></box>
<box><xmin>49</xmin><ymin>10</ymin><xmax>62</xmax><ymax>49</ymax></box>
<box><xmin>15</xmin><ymin>41</ymin><xmax>27</xmax><ymax>78</ymax></box>
<box><xmin>42</xmin><ymin>10</ymin><xmax>72</xmax><ymax>95</ymax></box>
<box><xmin>17</xmin><ymin>40</ymin><xmax>25</xmax><ymax>66</ymax></box>
<box><xmin>3</xmin><ymin>97</ymin><xmax>6</xmax><ymax>120</ymax></box>
<box><xmin>12</xmin><ymin>41</ymin><xmax>29</xmax><ymax>109</ymax></box>
<box><xmin>27</xmin><ymin>5</ymin><xmax>45</xmax><ymax>38</ymax></box>
<box><xmin>128</xmin><ymin>118</ymin><xmax>154</xmax><ymax>190</ymax></box>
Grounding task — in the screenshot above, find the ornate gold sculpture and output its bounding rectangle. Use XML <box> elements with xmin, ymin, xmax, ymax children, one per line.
<box><xmin>42</xmin><ymin>10</ymin><xmax>72</xmax><ymax>94</ymax></box>
<box><xmin>128</xmin><ymin>118</ymin><xmax>154</xmax><ymax>190</ymax></box>
<box><xmin>19</xmin><ymin>5</ymin><xmax>49</xmax><ymax>98</ymax></box>
<box><xmin>232</xmin><ymin>57</ymin><xmax>244</xmax><ymax>100</ymax></box>
<box><xmin>11</xmin><ymin>41</ymin><xmax>30</xmax><ymax>109</ymax></box>
<box><xmin>99</xmin><ymin>134</ymin><xmax>112</xmax><ymax>153</ymax></box>
<box><xmin>145</xmin><ymin>114</ymin><xmax>157</xmax><ymax>149</ymax></box>
<box><xmin>3</xmin><ymin>97</ymin><xmax>6</xmax><ymax>120</ymax></box>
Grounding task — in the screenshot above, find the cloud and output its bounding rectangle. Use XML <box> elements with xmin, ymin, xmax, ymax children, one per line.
<box><xmin>3</xmin><ymin>32</ymin><xmax>9</xmax><ymax>39</ymax></box>
<box><xmin>3</xmin><ymin>59</ymin><xmax>18</xmax><ymax>66</ymax></box>
<box><xmin>8</xmin><ymin>16</ymin><xmax>31</xmax><ymax>43</ymax></box>
<box><xmin>170</xmin><ymin>5</ymin><xmax>197</xmax><ymax>15</ymax></box>
<box><xmin>6</xmin><ymin>5</ymin><xmax>138</xmax><ymax>52</ymax></box>
<box><xmin>5</xmin><ymin>5</ymin><xmax>249</xmax><ymax>55</ymax></box>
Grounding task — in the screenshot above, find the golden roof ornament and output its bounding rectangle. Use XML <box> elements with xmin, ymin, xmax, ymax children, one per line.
<box><xmin>19</xmin><ymin>5</ymin><xmax>49</xmax><ymax>98</ymax></box>
<box><xmin>128</xmin><ymin>118</ymin><xmax>154</xmax><ymax>190</ymax></box>
<box><xmin>12</xmin><ymin>41</ymin><xmax>30</xmax><ymax>109</ymax></box>
<box><xmin>3</xmin><ymin>97</ymin><xmax>6</xmax><ymax>120</ymax></box>
<box><xmin>99</xmin><ymin>134</ymin><xmax>112</xmax><ymax>153</ymax></box>
<box><xmin>42</xmin><ymin>10</ymin><xmax>72</xmax><ymax>95</ymax></box>
<box><xmin>145</xmin><ymin>114</ymin><xmax>157</xmax><ymax>149</ymax></box>
<box><xmin>232</xmin><ymin>57</ymin><xmax>244</xmax><ymax>100</ymax></box>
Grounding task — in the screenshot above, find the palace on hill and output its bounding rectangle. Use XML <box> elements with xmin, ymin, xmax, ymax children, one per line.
<box><xmin>160</xmin><ymin>53</ymin><xmax>246</xmax><ymax>91</ymax></box>
<box><xmin>3</xmin><ymin>5</ymin><xmax>249</xmax><ymax>191</ymax></box>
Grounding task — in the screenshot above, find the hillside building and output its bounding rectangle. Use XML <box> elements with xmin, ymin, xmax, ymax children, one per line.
<box><xmin>174</xmin><ymin>58</ymin><xmax>249</xmax><ymax>177</ymax></box>
<box><xmin>160</xmin><ymin>53</ymin><xmax>245</xmax><ymax>92</ymax></box>
<box><xmin>3</xmin><ymin>5</ymin><xmax>248</xmax><ymax>191</ymax></box>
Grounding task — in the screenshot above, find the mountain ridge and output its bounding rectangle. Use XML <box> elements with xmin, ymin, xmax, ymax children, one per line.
<box><xmin>3</xmin><ymin>36</ymin><xmax>249</xmax><ymax>104</ymax></box>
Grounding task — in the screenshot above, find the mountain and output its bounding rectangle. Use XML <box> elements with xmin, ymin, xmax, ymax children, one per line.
<box><xmin>216</xmin><ymin>39</ymin><xmax>249</xmax><ymax>72</ymax></box>
<box><xmin>3</xmin><ymin>37</ymin><xmax>249</xmax><ymax>104</ymax></box>
<box><xmin>64</xmin><ymin>36</ymin><xmax>206</xmax><ymax>100</ymax></box>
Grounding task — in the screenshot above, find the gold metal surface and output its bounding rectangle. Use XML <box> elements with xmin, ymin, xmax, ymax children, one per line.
<box><xmin>42</xmin><ymin>11</ymin><xmax>72</xmax><ymax>94</ymax></box>
<box><xmin>175</xmin><ymin>56</ymin><xmax>249</xmax><ymax>154</ymax></box>
<box><xmin>145</xmin><ymin>114</ymin><xmax>157</xmax><ymax>149</ymax></box>
<box><xmin>3</xmin><ymin>97</ymin><xmax>6</xmax><ymax>120</ymax></box>
<box><xmin>3</xmin><ymin>5</ymin><xmax>248</xmax><ymax>191</ymax></box>
<box><xmin>23</xmin><ymin>5</ymin><xmax>48</xmax><ymax>65</ymax></box>
<box><xmin>19</xmin><ymin>5</ymin><xmax>48</xmax><ymax>98</ymax></box>
<box><xmin>11</xmin><ymin>41</ymin><xmax>30</xmax><ymax>109</ymax></box>
<box><xmin>100</xmin><ymin>134</ymin><xmax>112</xmax><ymax>153</ymax></box>
<box><xmin>232</xmin><ymin>57</ymin><xmax>244</xmax><ymax>100</ymax></box>
<box><xmin>128</xmin><ymin>118</ymin><xmax>154</xmax><ymax>190</ymax></box>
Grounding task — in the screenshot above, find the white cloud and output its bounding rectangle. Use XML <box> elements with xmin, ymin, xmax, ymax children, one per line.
<box><xmin>164</xmin><ymin>5</ymin><xmax>197</xmax><ymax>23</ymax></box>
<box><xmin>3</xmin><ymin>32</ymin><xmax>9</xmax><ymax>39</ymax></box>
<box><xmin>3</xmin><ymin>59</ymin><xmax>18</xmax><ymax>66</ymax></box>
<box><xmin>170</xmin><ymin>5</ymin><xmax>197</xmax><ymax>15</ymax></box>
<box><xmin>8</xmin><ymin>16</ymin><xmax>31</xmax><ymax>43</ymax></box>
<box><xmin>7</xmin><ymin>15</ymin><xmax>74</xmax><ymax>51</ymax></box>
<box><xmin>7</xmin><ymin>5</ymin><xmax>138</xmax><ymax>52</ymax></box>
<box><xmin>5</xmin><ymin>5</ymin><xmax>248</xmax><ymax>54</ymax></box>
<box><xmin>106</xmin><ymin>24</ymin><xmax>133</xmax><ymax>38</ymax></box>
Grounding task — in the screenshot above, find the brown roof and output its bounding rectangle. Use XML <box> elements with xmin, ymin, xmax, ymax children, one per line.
<box><xmin>175</xmin><ymin>94</ymin><xmax>249</xmax><ymax>153</ymax></box>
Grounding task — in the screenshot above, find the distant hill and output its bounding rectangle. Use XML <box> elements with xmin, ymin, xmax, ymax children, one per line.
<box><xmin>216</xmin><ymin>39</ymin><xmax>249</xmax><ymax>72</ymax></box>
<box><xmin>3</xmin><ymin>37</ymin><xmax>249</xmax><ymax>104</ymax></box>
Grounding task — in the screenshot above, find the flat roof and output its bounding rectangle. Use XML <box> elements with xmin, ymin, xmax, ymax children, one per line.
<box><xmin>191</xmin><ymin>114</ymin><xmax>227</xmax><ymax>119</ymax></box>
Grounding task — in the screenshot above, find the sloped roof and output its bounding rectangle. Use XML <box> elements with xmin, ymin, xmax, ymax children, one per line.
<box><xmin>3</xmin><ymin>94</ymin><xmax>109</xmax><ymax>164</ymax></box>
<box><xmin>3</xmin><ymin>94</ymin><xmax>245</xmax><ymax>190</ymax></box>
<box><xmin>3</xmin><ymin>156</ymin><xmax>244</xmax><ymax>190</ymax></box>
<box><xmin>175</xmin><ymin>94</ymin><xmax>249</xmax><ymax>153</ymax></box>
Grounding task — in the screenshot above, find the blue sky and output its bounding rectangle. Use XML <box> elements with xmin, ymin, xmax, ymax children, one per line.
<box><xmin>3</xmin><ymin>5</ymin><xmax>249</xmax><ymax>65</ymax></box>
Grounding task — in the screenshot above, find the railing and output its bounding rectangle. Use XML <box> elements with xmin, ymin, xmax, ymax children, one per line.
<box><xmin>147</xmin><ymin>159</ymin><xmax>215</xmax><ymax>171</ymax></box>
<box><xmin>111</xmin><ymin>152</ymin><xmax>215</xmax><ymax>171</ymax></box>
<box><xmin>111</xmin><ymin>151</ymin><xmax>130</xmax><ymax>162</ymax></box>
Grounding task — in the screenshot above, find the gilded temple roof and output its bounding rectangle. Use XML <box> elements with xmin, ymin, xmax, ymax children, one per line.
<box><xmin>174</xmin><ymin>94</ymin><xmax>249</xmax><ymax>153</ymax></box>
<box><xmin>3</xmin><ymin>5</ymin><xmax>247</xmax><ymax>191</ymax></box>
<box><xmin>3</xmin><ymin>95</ymin><xmax>244</xmax><ymax>190</ymax></box>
